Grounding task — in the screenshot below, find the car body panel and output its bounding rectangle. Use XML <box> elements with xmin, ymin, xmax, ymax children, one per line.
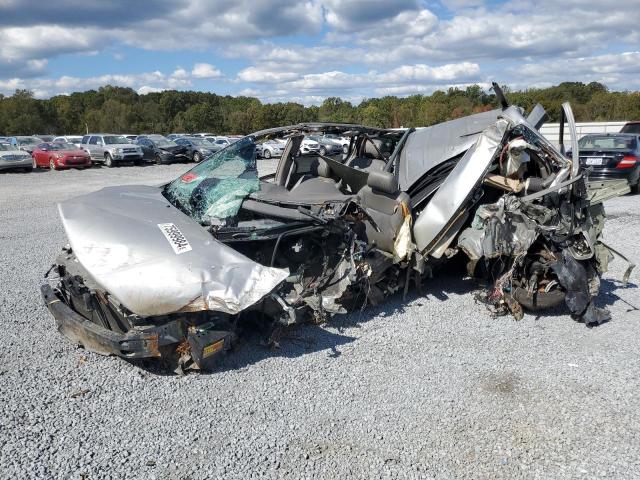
<box><xmin>398</xmin><ymin>109</ymin><xmax>501</xmax><ymax>191</ymax></box>
<box><xmin>58</xmin><ymin>185</ymin><xmax>289</xmax><ymax>317</ymax></box>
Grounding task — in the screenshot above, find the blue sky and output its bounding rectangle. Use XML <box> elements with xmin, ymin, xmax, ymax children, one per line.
<box><xmin>0</xmin><ymin>0</ymin><xmax>638</xmax><ymax>104</ymax></box>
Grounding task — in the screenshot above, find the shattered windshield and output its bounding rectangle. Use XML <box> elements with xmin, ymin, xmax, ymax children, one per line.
<box><xmin>163</xmin><ymin>136</ymin><xmax>258</xmax><ymax>222</ymax></box>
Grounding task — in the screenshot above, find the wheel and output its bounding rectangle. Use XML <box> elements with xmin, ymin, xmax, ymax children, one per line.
<box><xmin>49</xmin><ymin>158</ymin><xmax>58</xmax><ymax>170</ymax></box>
<box><xmin>155</xmin><ymin>154</ymin><xmax>164</xmax><ymax>165</ymax></box>
<box><xmin>342</xmin><ymin>145</ymin><xmax>348</xmax><ymax>154</ymax></box>
<box><xmin>263</xmin><ymin>149</ymin><xmax>272</xmax><ymax>159</ymax></box>
<box><xmin>511</xmin><ymin>287</ymin><xmax>566</xmax><ymax>311</ymax></box>
<box><xmin>319</xmin><ymin>146</ymin><xmax>327</xmax><ymax>156</ymax></box>
<box><xmin>104</xmin><ymin>153</ymin><xmax>114</xmax><ymax>168</ymax></box>
<box><xmin>193</xmin><ymin>152</ymin><xmax>203</xmax><ymax>163</ymax></box>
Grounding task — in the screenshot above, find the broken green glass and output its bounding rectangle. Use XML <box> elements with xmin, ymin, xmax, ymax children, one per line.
<box><xmin>164</xmin><ymin>137</ymin><xmax>259</xmax><ymax>221</ymax></box>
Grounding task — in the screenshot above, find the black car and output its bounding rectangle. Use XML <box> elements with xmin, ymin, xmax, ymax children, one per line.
<box><xmin>135</xmin><ymin>135</ymin><xmax>190</xmax><ymax>164</ymax></box>
<box><xmin>620</xmin><ymin>122</ymin><xmax>640</xmax><ymax>134</ymax></box>
<box><xmin>174</xmin><ymin>137</ymin><xmax>217</xmax><ymax>163</ymax></box>
<box><xmin>577</xmin><ymin>133</ymin><xmax>639</xmax><ymax>192</ymax></box>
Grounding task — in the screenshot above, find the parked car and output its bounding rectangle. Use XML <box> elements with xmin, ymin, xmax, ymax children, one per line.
<box><xmin>620</xmin><ymin>122</ymin><xmax>640</xmax><ymax>134</ymax></box>
<box><xmin>208</xmin><ymin>136</ymin><xmax>239</xmax><ymax>150</ymax></box>
<box><xmin>306</xmin><ymin>134</ymin><xmax>343</xmax><ymax>156</ymax></box>
<box><xmin>53</xmin><ymin>136</ymin><xmax>83</xmax><ymax>149</ymax></box>
<box><xmin>42</xmin><ymin>101</ymin><xmax>623</xmax><ymax>370</ymax></box>
<box><xmin>135</xmin><ymin>134</ymin><xmax>190</xmax><ymax>164</ymax></box>
<box><xmin>32</xmin><ymin>142</ymin><xmax>92</xmax><ymax>170</ymax></box>
<box><xmin>174</xmin><ymin>137</ymin><xmax>216</xmax><ymax>162</ymax></box>
<box><xmin>122</xmin><ymin>135</ymin><xmax>138</xmax><ymax>142</ymax></box>
<box><xmin>577</xmin><ymin>133</ymin><xmax>640</xmax><ymax>192</ymax></box>
<box><xmin>81</xmin><ymin>134</ymin><xmax>144</xmax><ymax>167</ymax></box>
<box><xmin>8</xmin><ymin>136</ymin><xmax>43</xmax><ymax>153</ymax></box>
<box><xmin>167</xmin><ymin>133</ymin><xmax>190</xmax><ymax>141</ymax></box>
<box><xmin>256</xmin><ymin>139</ymin><xmax>286</xmax><ymax>159</ymax></box>
<box><xmin>194</xmin><ymin>132</ymin><xmax>215</xmax><ymax>138</ymax></box>
<box><xmin>0</xmin><ymin>142</ymin><xmax>33</xmax><ymax>172</ymax></box>
<box><xmin>34</xmin><ymin>135</ymin><xmax>54</xmax><ymax>142</ymax></box>
<box><xmin>321</xmin><ymin>133</ymin><xmax>350</xmax><ymax>153</ymax></box>
<box><xmin>299</xmin><ymin>137</ymin><xmax>320</xmax><ymax>155</ymax></box>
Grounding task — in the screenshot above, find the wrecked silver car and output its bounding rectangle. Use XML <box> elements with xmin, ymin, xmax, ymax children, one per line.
<box><xmin>41</xmin><ymin>88</ymin><xmax>631</xmax><ymax>371</ymax></box>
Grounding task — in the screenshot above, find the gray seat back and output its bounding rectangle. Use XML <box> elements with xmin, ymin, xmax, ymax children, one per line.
<box><xmin>358</xmin><ymin>185</ymin><xmax>410</xmax><ymax>253</ymax></box>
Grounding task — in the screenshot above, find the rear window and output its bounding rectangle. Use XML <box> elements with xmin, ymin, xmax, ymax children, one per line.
<box><xmin>578</xmin><ymin>135</ymin><xmax>637</xmax><ymax>150</ymax></box>
<box><xmin>621</xmin><ymin>123</ymin><xmax>640</xmax><ymax>134</ymax></box>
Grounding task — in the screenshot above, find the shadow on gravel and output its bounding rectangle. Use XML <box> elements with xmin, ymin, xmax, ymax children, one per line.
<box><xmin>128</xmin><ymin>270</ymin><xmax>480</xmax><ymax>376</ymax></box>
<box><xmin>598</xmin><ymin>278</ymin><xmax>639</xmax><ymax>313</ymax></box>
<box><xmin>126</xmin><ymin>271</ymin><xmax>638</xmax><ymax>375</ymax></box>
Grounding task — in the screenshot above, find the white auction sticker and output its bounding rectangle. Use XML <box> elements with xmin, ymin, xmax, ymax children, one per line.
<box><xmin>157</xmin><ymin>223</ymin><xmax>192</xmax><ymax>254</ymax></box>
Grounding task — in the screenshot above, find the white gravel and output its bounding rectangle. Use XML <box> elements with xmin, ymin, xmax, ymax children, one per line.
<box><xmin>1</xmin><ymin>162</ymin><xmax>639</xmax><ymax>479</ymax></box>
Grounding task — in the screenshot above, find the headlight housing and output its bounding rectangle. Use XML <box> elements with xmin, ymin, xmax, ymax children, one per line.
<box><xmin>115</xmin><ymin>148</ymin><xmax>123</xmax><ymax>154</ymax></box>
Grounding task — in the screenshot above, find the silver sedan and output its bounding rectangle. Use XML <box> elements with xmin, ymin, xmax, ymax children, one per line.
<box><xmin>0</xmin><ymin>143</ymin><xmax>33</xmax><ymax>172</ymax></box>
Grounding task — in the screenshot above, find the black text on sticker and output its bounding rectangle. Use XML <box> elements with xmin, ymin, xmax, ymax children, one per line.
<box><xmin>158</xmin><ymin>223</ymin><xmax>192</xmax><ymax>254</ymax></box>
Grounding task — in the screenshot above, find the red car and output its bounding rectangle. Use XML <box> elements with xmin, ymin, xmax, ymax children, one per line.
<box><xmin>32</xmin><ymin>142</ymin><xmax>92</xmax><ymax>170</ymax></box>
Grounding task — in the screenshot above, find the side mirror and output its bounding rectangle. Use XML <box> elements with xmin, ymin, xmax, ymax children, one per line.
<box><xmin>367</xmin><ymin>170</ymin><xmax>399</xmax><ymax>194</ymax></box>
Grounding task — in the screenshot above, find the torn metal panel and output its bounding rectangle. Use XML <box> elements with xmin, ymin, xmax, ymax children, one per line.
<box><xmin>413</xmin><ymin>118</ymin><xmax>509</xmax><ymax>253</ymax></box>
<box><xmin>58</xmin><ymin>185</ymin><xmax>289</xmax><ymax>317</ymax></box>
<box><xmin>398</xmin><ymin>109</ymin><xmax>501</xmax><ymax>191</ymax></box>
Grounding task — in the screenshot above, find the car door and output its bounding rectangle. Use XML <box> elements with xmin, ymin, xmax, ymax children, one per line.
<box><xmin>174</xmin><ymin>138</ymin><xmax>190</xmax><ymax>156</ymax></box>
<box><xmin>138</xmin><ymin>139</ymin><xmax>153</xmax><ymax>160</ymax></box>
<box><xmin>34</xmin><ymin>143</ymin><xmax>47</xmax><ymax>166</ymax></box>
<box><xmin>85</xmin><ymin>136</ymin><xmax>100</xmax><ymax>160</ymax></box>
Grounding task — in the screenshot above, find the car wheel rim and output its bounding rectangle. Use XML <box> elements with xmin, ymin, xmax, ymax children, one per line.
<box><xmin>265</xmin><ymin>150</ymin><xmax>271</xmax><ymax>158</ymax></box>
<box><xmin>50</xmin><ymin>159</ymin><xmax>55</xmax><ymax>170</ymax></box>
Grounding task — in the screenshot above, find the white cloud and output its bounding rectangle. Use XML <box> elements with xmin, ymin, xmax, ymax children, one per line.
<box><xmin>237</xmin><ymin>67</ymin><xmax>299</xmax><ymax>83</ymax></box>
<box><xmin>191</xmin><ymin>63</ymin><xmax>223</xmax><ymax>79</ymax></box>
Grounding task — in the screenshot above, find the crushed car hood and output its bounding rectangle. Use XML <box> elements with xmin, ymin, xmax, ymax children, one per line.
<box><xmin>57</xmin><ymin>185</ymin><xmax>289</xmax><ymax>317</ymax></box>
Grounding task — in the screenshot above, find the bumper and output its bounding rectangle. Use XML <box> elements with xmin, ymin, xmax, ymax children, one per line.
<box><xmin>41</xmin><ymin>284</ymin><xmax>161</xmax><ymax>358</ymax></box>
<box><xmin>113</xmin><ymin>153</ymin><xmax>144</xmax><ymax>161</ymax></box>
<box><xmin>59</xmin><ymin>158</ymin><xmax>92</xmax><ymax>168</ymax></box>
<box><xmin>584</xmin><ymin>167</ymin><xmax>639</xmax><ymax>183</ymax></box>
<box><xmin>41</xmin><ymin>283</ymin><xmax>235</xmax><ymax>368</ymax></box>
<box><xmin>0</xmin><ymin>158</ymin><xmax>32</xmax><ymax>170</ymax></box>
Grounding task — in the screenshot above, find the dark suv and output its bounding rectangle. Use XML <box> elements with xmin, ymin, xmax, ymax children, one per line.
<box><xmin>620</xmin><ymin>122</ymin><xmax>640</xmax><ymax>134</ymax></box>
<box><xmin>578</xmin><ymin>133</ymin><xmax>640</xmax><ymax>192</ymax></box>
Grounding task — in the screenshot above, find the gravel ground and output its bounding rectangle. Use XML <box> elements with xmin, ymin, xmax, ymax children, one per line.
<box><xmin>1</xmin><ymin>162</ymin><xmax>639</xmax><ymax>479</ymax></box>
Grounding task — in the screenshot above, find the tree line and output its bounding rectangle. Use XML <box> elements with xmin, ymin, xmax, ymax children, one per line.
<box><xmin>0</xmin><ymin>81</ymin><xmax>638</xmax><ymax>136</ymax></box>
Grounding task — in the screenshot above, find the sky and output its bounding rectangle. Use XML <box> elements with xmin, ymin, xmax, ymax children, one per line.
<box><xmin>0</xmin><ymin>0</ymin><xmax>639</xmax><ymax>105</ymax></box>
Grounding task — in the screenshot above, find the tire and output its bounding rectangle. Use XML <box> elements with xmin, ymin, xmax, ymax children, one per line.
<box><xmin>155</xmin><ymin>154</ymin><xmax>164</xmax><ymax>165</ymax></box>
<box><xmin>263</xmin><ymin>149</ymin><xmax>272</xmax><ymax>159</ymax></box>
<box><xmin>319</xmin><ymin>146</ymin><xmax>327</xmax><ymax>156</ymax></box>
<box><xmin>511</xmin><ymin>287</ymin><xmax>566</xmax><ymax>311</ymax></box>
<box><xmin>104</xmin><ymin>153</ymin><xmax>114</xmax><ymax>168</ymax></box>
<box><xmin>631</xmin><ymin>182</ymin><xmax>639</xmax><ymax>194</ymax></box>
<box><xmin>49</xmin><ymin>158</ymin><xmax>58</xmax><ymax>171</ymax></box>
<box><xmin>193</xmin><ymin>152</ymin><xmax>203</xmax><ymax>163</ymax></box>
